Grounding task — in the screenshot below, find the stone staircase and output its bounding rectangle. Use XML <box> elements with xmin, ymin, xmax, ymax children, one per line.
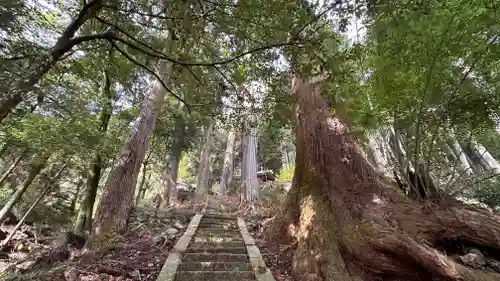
<box><xmin>156</xmin><ymin>198</ymin><xmax>275</xmax><ymax>281</ymax></box>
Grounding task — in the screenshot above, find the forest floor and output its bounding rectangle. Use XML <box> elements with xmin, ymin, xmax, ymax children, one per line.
<box><xmin>0</xmin><ymin>205</ymin><xmax>194</xmax><ymax>281</ymax></box>
<box><xmin>0</xmin><ymin>196</ymin><xmax>294</xmax><ymax>281</ymax></box>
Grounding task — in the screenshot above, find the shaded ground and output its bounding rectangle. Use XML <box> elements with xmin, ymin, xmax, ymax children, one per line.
<box><xmin>1</xmin><ymin>195</ymin><xmax>294</xmax><ymax>281</ymax></box>
<box><xmin>0</xmin><ymin>206</ymin><xmax>194</xmax><ymax>281</ymax></box>
<box><xmin>246</xmin><ymin>215</ymin><xmax>295</xmax><ymax>281</ymax></box>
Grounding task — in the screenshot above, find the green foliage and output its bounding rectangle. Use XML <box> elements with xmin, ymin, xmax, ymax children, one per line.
<box><xmin>0</xmin><ymin>0</ymin><xmax>499</xmax><ymax>223</ymax></box>
<box><xmin>277</xmin><ymin>165</ymin><xmax>295</xmax><ymax>182</ymax></box>
<box><xmin>471</xmin><ymin>179</ymin><xmax>500</xmax><ymax>211</ymax></box>
<box><xmin>258</xmin><ymin>122</ymin><xmax>284</xmax><ymax>174</ymax></box>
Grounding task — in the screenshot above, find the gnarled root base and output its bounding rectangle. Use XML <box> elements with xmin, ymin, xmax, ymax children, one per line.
<box><xmin>265</xmin><ymin>76</ymin><xmax>500</xmax><ymax>281</ymax></box>
<box><xmin>268</xmin><ymin>185</ymin><xmax>500</xmax><ymax>281</ymax></box>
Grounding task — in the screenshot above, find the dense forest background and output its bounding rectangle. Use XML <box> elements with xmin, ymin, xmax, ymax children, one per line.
<box><xmin>1</xmin><ymin>0</ymin><xmax>500</xmax><ymax>280</ymax></box>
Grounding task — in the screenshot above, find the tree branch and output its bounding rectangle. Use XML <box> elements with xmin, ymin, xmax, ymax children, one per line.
<box><xmin>109</xmin><ymin>40</ymin><xmax>189</xmax><ymax>111</ymax></box>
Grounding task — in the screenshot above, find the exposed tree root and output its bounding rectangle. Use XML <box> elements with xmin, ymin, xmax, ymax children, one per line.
<box><xmin>267</xmin><ymin>76</ymin><xmax>500</xmax><ymax>281</ymax></box>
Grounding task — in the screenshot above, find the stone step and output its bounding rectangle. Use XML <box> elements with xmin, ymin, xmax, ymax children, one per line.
<box><xmin>182</xmin><ymin>253</ymin><xmax>248</xmax><ymax>263</ymax></box>
<box><xmin>201</xmin><ymin>214</ymin><xmax>236</xmax><ymax>221</ymax></box>
<box><xmin>193</xmin><ymin>234</ymin><xmax>242</xmax><ymax>240</ymax></box>
<box><xmin>177</xmin><ymin>262</ymin><xmax>252</xmax><ymax>271</ymax></box>
<box><xmin>195</xmin><ymin>229</ymin><xmax>241</xmax><ymax>235</ymax></box>
<box><xmin>174</xmin><ymin>271</ymin><xmax>255</xmax><ymax>281</ymax></box>
<box><xmin>198</xmin><ymin>221</ymin><xmax>237</xmax><ymax>227</ymax></box>
<box><xmin>195</xmin><ymin>228</ymin><xmax>241</xmax><ymax>235</ymax></box>
<box><xmin>187</xmin><ymin>241</ymin><xmax>245</xmax><ymax>249</ymax></box>
<box><xmin>197</xmin><ymin>223</ymin><xmax>239</xmax><ymax>229</ymax></box>
<box><xmin>186</xmin><ymin>247</ymin><xmax>247</xmax><ymax>254</ymax></box>
<box><xmin>192</xmin><ymin>236</ymin><xmax>244</xmax><ymax>243</ymax></box>
<box><xmin>196</xmin><ymin>226</ymin><xmax>239</xmax><ymax>232</ymax></box>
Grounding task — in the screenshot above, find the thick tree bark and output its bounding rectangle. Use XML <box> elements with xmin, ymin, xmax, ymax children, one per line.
<box><xmin>241</xmin><ymin>124</ymin><xmax>259</xmax><ymax>201</ymax></box>
<box><xmin>220</xmin><ymin>131</ymin><xmax>236</xmax><ymax>195</ymax></box>
<box><xmin>0</xmin><ymin>0</ymin><xmax>106</xmax><ymax>122</ymax></box>
<box><xmin>92</xmin><ymin>67</ymin><xmax>170</xmax><ymax>235</ymax></box>
<box><xmin>92</xmin><ymin>0</ymin><xmax>193</xmax><ymax>234</ymax></box>
<box><xmin>0</xmin><ymin>154</ymin><xmax>49</xmax><ymax>223</ymax></box>
<box><xmin>268</xmin><ymin>76</ymin><xmax>500</xmax><ymax>281</ymax></box>
<box><xmin>0</xmin><ymin>150</ymin><xmax>26</xmax><ymax>186</ymax></box>
<box><xmin>74</xmin><ymin>68</ymin><xmax>112</xmax><ymax>234</ymax></box>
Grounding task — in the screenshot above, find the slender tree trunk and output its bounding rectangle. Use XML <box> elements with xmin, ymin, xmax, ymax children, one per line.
<box><xmin>162</xmin><ymin>152</ymin><xmax>182</xmax><ymax>206</ymax></box>
<box><xmin>70</xmin><ymin>178</ymin><xmax>84</xmax><ymax>216</ymax></box>
<box><xmin>0</xmin><ymin>0</ymin><xmax>106</xmax><ymax>122</ymax></box>
<box><xmin>241</xmin><ymin>124</ymin><xmax>259</xmax><ymax>201</ymax></box>
<box><xmin>74</xmin><ymin>155</ymin><xmax>103</xmax><ymax>233</ymax></box>
<box><xmin>268</xmin><ymin>76</ymin><xmax>500</xmax><ymax>281</ymax></box>
<box><xmin>135</xmin><ymin>160</ymin><xmax>149</xmax><ymax>206</ymax></box>
<box><xmin>0</xmin><ymin>150</ymin><xmax>26</xmax><ymax>186</ymax></box>
<box><xmin>471</xmin><ymin>141</ymin><xmax>500</xmax><ymax>174</ymax></box>
<box><xmin>462</xmin><ymin>141</ymin><xmax>490</xmax><ymax>172</ymax></box>
<box><xmin>0</xmin><ymin>160</ymin><xmax>68</xmax><ymax>251</ymax></box>
<box><xmin>136</xmin><ymin>172</ymin><xmax>151</xmax><ymax>206</ymax></box>
<box><xmin>195</xmin><ymin>122</ymin><xmax>214</xmax><ymax>204</ymax></box>
<box><xmin>366</xmin><ymin>127</ymin><xmax>393</xmax><ymax>178</ymax></box>
<box><xmin>447</xmin><ymin>137</ymin><xmax>475</xmax><ymax>175</ymax></box>
<box><xmin>160</xmin><ymin>118</ymin><xmax>186</xmax><ymax>206</ymax></box>
<box><xmin>220</xmin><ymin>131</ymin><xmax>236</xmax><ymax>195</ymax></box>
<box><xmin>74</xmin><ymin>67</ymin><xmax>113</xmax><ymax>234</ymax></box>
<box><xmin>388</xmin><ymin>128</ymin><xmax>438</xmax><ymax>200</ymax></box>
<box><xmin>0</xmin><ymin>154</ymin><xmax>49</xmax><ymax>223</ymax></box>
<box><xmin>135</xmin><ymin>138</ymin><xmax>155</xmax><ymax>206</ymax></box>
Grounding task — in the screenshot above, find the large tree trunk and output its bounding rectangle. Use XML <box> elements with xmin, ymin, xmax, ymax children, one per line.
<box><xmin>0</xmin><ymin>0</ymin><xmax>105</xmax><ymax>122</ymax></box>
<box><xmin>220</xmin><ymin>131</ymin><xmax>236</xmax><ymax>195</ymax></box>
<box><xmin>268</xmin><ymin>76</ymin><xmax>500</xmax><ymax>281</ymax></box>
<box><xmin>241</xmin><ymin>124</ymin><xmax>259</xmax><ymax>202</ymax></box>
<box><xmin>0</xmin><ymin>154</ymin><xmax>49</xmax><ymax>223</ymax></box>
<box><xmin>92</xmin><ymin>64</ymin><xmax>170</xmax><ymax>235</ymax></box>
<box><xmin>92</xmin><ymin>0</ymin><xmax>194</xmax><ymax>235</ymax></box>
<box><xmin>74</xmin><ymin>68</ymin><xmax>113</xmax><ymax>234</ymax></box>
<box><xmin>195</xmin><ymin>122</ymin><xmax>214</xmax><ymax>204</ymax></box>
